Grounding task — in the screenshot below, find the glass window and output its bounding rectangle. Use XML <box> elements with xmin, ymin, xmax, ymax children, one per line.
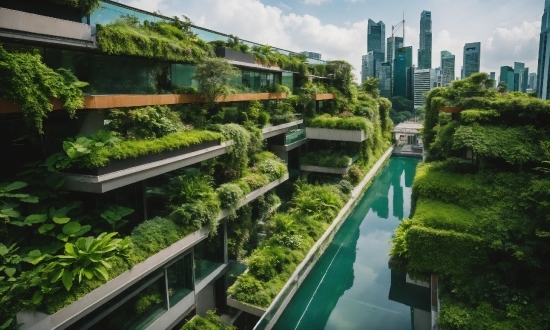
<box><xmin>172</xmin><ymin>64</ymin><xmax>197</xmax><ymax>88</ymax></box>
<box><xmin>91</xmin><ymin>1</ymin><xmax>162</xmax><ymax>26</ymax></box>
<box><xmin>282</xmin><ymin>72</ymin><xmax>294</xmax><ymax>91</ymax></box>
<box><xmin>167</xmin><ymin>253</ymin><xmax>194</xmax><ymax>307</ymax></box>
<box><xmin>194</xmin><ymin>227</ymin><xmax>225</xmax><ymax>285</ymax></box>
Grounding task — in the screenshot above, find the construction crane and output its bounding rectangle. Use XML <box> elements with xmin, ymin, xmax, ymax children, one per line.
<box><xmin>391</xmin><ymin>13</ymin><xmax>405</xmax><ymax>95</ymax></box>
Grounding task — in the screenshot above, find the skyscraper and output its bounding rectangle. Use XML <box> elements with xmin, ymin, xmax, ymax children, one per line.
<box><xmin>387</xmin><ymin>36</ymin><xmax>404</xmax><ymax>65</ymax></box>
<box><xmin>393</xmin><ymin>46</ymin><xmax>413</xmax><ymax>98</ymax></box>
<box><xmin>361</xmin><ymin>51</ymin><xmax>385</xmax><ymax>83</ymax></box>
<box><xmin>368</xmin><ymin>19</ymin><xmax>386</xmax><ymax>57</ymax></box>
<box><xmin>441</xmin><ymin>50</ymin><xmax>455</xmax><ymax>87</ymax></box>
<box><xmin>463</xmin><ymin>42</ymin><xmax>481</xmax><ymax>78</ymax></box>
<box><xmin>418</xmin><ymin>11</ymin><xmax>432</xmax><ymax>69</ymax></box>
<box><xmin>376</xmin><ymin>62</ymin><xmax>392</xmax><ymax>98</ymax></box>
<box><xmin>414</xmin><ymin>68</ymin><xmax>437</xmax><ymax>108</ymax></box>
<box><xmin>537</xmin><ymin>0</ymin><xmax>550</xmax><ymax>98</ymax></box>
<box><xmin>528</xmin><ymin>72</ymin><xmax>538</xmax><ymax>91</ymax></box>
<box><xmin>490</xmin><ymin>72</ymin><xmax>496</xmax><ymax>88</ymax></box>
<box><xmin>500</xmin><ymin>66</ymin><xmax>515</xmax><ymax>92</ymax></box>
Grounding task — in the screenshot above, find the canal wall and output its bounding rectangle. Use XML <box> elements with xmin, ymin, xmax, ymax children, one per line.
<box><xmin>254</xmin><ymin>147</ymin><xmax>395</xmax><ymax>330</ymax></box>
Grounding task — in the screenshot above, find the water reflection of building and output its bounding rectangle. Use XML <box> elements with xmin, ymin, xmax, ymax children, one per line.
<box><xmin>388</xmin><ymin>270</ymin><xmax>431</xmax><ymax>330</ymax></box>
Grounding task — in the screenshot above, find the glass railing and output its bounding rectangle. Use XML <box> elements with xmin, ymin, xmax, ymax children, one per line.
<box><xmin>285</xmin><ymin>129</ymin><xmax>306</xmax><ymax>145</ymax></box>
<box><xmin>351</xmin><ymin>154</ymin><xmax>360</xmax><ymax>164</ymax></box>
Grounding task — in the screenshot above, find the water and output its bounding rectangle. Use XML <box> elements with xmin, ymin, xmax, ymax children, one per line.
<box><xmin>273</xmin><ymin>157</ymin><xmax>430</xmax><ymax>330</ymax></box>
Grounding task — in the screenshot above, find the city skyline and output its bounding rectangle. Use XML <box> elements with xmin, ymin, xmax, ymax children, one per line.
<box><xmin>119</xmin><ymin>0</ymin><xmax>542</xmax><ymax>81</ymax></box>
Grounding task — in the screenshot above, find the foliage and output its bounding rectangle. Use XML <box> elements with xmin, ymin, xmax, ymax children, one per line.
<box><xmin>107</xmin><ymin>106</ymin><xmax>186</xmax><ymax>139</ymax></box>
<box><xmin>181</xmin><ymin>310</ymin><xmax>236</xmax><ymax>330</ymax></box>
<box><xmin>344</xmin><ymin>164</ymin><xmax>364</xmax><ymax>185</ymax></box>
<box><xmin>257</xmin><ymin>159</ymin><xmax>288</xmax><ymax>181</ymax></box>
<box><xmin>0</xmin><ymin>44</ymin><xmax>87</xmax><ymax>134</ymax></box>
<box><xmin>460</xmin><ymin>109</ymin><xmax>500</xmax><ymax>124</ymax></box>
<box><xmin>217</xmin><ymin>124</ymin><xmax>252</xmax><ymax>178</ymax></box>
<box><xmin>290</xmin><ymin>183</ymin><xmax>345</xmax><ymax>223</ymax></box>
<box><xmin>193</xmin><ymin>57</ymin><xmax>238</xmax><ymax>103</ymax></box>
<box><xmin>50</xmin><ymin>0</ymin><xmax>100</xmax><ymax>15</ymax></box>
<box><xmin>309</xmin><ymin>115</ymin><xmax>374</xmax><ymax>134</ymax></box>
<box><xmin>361</xmin><ymin>77</ymin><xmax>380</xmax><ymax>98</ymax></box>
<box><xmin>96</xmin><ymin>15</ymin><xmax>213</xmax><ymax>64</ymax></box>
<box><xmin>216</xmin><ymin>183</ymin><xmax>245</xmax><ymax>212</ymax></box>
<box><xmin>300</xmin><ymin>150</ymin><xmax>351</xmax><ymax>168</ymax></box>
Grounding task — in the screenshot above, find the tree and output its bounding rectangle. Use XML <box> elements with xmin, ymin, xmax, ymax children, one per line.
<box><xmin>361</xmin><ymin>77</ymin><xmax>380</xmax><ymax>98</ymax></box>
<box><xmin>192</xmin><ymin>57</ymin><xmax>238</xmax><ymax>104</ymax></box>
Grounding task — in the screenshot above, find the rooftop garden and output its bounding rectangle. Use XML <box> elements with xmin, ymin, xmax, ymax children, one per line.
<box><xmin>390</xmin><ymin>73</ymin><xmax>550</xmax><ymax>329</ymax></box>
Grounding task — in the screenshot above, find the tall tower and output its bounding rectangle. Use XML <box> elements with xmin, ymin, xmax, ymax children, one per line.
<box><xmin>537</xmin><ymin>0</ymin><xmax>550</xmax><ymax>98</ymax></box>
<box><xmin>387</xmin><ymin>36</ymin><xmax>404</xmax><ymax>65</ymax></box>
<box><xmin>463</xmin><ymin>42</ymin><xmax>481</xmax><ymax>78</ymax></box>
<box><xmin>440</xmin><ymin>50</ymin><xmax>455</xmax><ymax>87</ymax></box>
<box><xmin>418</xmin><ymin>11</ymin><xmax>432</xmax><ymax>69</ymax></box>
<box><xmin>368</xmin><ymin>19</ymin><xmax>386</xmax><ymax>58</ymax></box>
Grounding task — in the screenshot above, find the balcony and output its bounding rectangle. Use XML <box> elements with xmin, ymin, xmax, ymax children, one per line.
<box><xmin>0</xmin><ymin>8</ymin><xmax>95</xmax><ymax>48</ymax></box>
<box><xmin>262</xmin><ymin>119</ymin><xmax>303</xmax><ymax>139</ymax></box>
<box><xmin>300</xmin><ymin>154</ymin><xmax>359</xmax><ymax>175</ymax></box>
<box><xmin>305</xmin><ymin>127</ymin><xmax>367</xmax><ymax>142</ymax></box>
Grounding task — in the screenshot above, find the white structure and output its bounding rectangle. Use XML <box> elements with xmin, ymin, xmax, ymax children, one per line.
<box><xmin>414</xmin><ymin>68</ymin><xmax>437</xmax><ymax>108</ymax></box>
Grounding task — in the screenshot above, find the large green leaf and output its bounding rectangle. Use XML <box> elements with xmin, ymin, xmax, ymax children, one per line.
<box><xmin>50</xmin><ymin>268</ymin><xmax>64</xmax><ymax>283</ymax></box>
<box><xmin>24</xmin><ymin>214</ymin><xmax>47</xmax><ymax>224</ymax></box>
<box><xmin>31</xmin><ymin>291</ymin><xmax>43</xmax><ymax>305</ymax></box>
<box><xmin>4</xmin><ymin>267</ymin><xmax>15</xmax><ymax>278</ymax></box>
<box><xmin>23</xmin><ymin>250</ymin><xmax>49</xmax><ymax>265</ymax></box>
<box><xmin>38</xmin><ymin>224</ymin><xmax>55</xmax><ymax>234</ymax></box>
<box><xmin>94</xmin><ymin>265</ymin><xmax>109</xmax><ymax>282</ymax></box>
<box><xmin>62</xmin><ymin>222</ymin><xmax>81</xmax><ymax>235</ymax></box>
<box><xmin>0</xmin><ymin>244</ymin><xmax>8</xmax><ymax>256</ymax></box>
<box><xmin>0</xmin><ymin>182</ymin><xmax>27</xmax><ymax>192</ymax></box>
<box><xmin>53</xmin><ymin>216</ymin><xmax>71</xmax><ymax>225</ymax></box>
<box><xmin>83</xmin><ymin>268</ymin><xmax>94</xmax><ymax>280</ymax></box>
<box><xmin>64</xmin><ymin>243</ymin><xmax>76</xmax><ymax>257</ymax></box>
<box><xmin>61</xmin><ymin>269</ymin><xmax>74</xmax><ymax>291</ymax></box>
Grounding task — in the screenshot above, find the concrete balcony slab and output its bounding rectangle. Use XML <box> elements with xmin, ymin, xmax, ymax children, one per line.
<box><xmin>305</xmin><ymin>127</ymin><xmax>366</xmax><ymax>142</ymax></box>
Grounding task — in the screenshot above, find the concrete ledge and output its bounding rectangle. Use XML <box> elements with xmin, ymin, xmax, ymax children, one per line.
<box><xmin>146</xmin><ymin>295</ymin><xmax>195</xmax><ymax>330</ymax></box>
<box><xmin>256</xmin><ymin>147</ymin><xmax>394</xmax><ymax>329</ymax></box>
<box><xmin>270</xmin><ymin>138</ymin><xmax>308</xmax><ymax>153</ymax></box>
<box><xmin>217</xmin><ymin>173</ymin><xmax>289</xmax><ymax>221</ymax></box>
<box><xmin>305</xmin><ymin>127</ymin><xmax>366</xmax><ymax>142</ymax></box>
<box><xmin>63</xmin><ymin>142</ymin><xmax>232</xmax><ymax>193</ymax></box>
<box><xmin>262</xmin><ymin>120</ymin><xmax>303</xmax><ymax>139</ymax></box>
<box><xmin>18</xmin><ymin>227</ymin><xmax>209</xmax><ymax>330</ymax></box>
<box><xmin>0</xmin><ymin>8</ymin><xmax>93</xmax><ymax>42</ymax></box>
<box><xmin>227</xmin><ymin>297</ymin><xmax>266</xmax><ymax>317</ymax></box>
<box><xmin>300</xmin><ymin>165</ymin><xmax>350</xmax><ymax>175</ymax></box>
<box><xmin>195</xmin><ymin>264</ymin><xmax>229</xmax><ymax>293</ymax></box>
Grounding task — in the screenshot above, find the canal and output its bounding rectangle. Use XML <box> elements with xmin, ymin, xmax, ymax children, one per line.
<box><xmin>272</xmin><ymin>157</ymin><xmax>430</xmax><ymax>330</ymax></box>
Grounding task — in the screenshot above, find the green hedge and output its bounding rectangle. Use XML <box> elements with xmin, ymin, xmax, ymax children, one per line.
<box><xmin>405</xmin><ymin>226</ymin><xmax>487</xmax><ymax>277</ymax></box>
<box><xmin>309</xmin><ymin>115</ymin><xmax>374</xmax><ymax>134</ymax></box>
<box><xmin>300</xmin><ymin>150</ymin><xmax>351</xmax><ymax>168</ymax></box>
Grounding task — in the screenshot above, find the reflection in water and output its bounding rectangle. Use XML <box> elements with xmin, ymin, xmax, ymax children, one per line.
<box><xmin>274</xmin><ymin>157</ymin><xmax>426</xmax><ymax>330</ymax></box>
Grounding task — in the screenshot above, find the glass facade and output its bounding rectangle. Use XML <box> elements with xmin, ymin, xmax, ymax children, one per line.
<box><xmin>393</xmin><ymin>46</ymin><xmax>413</xmax><ymax>99</ymax></box>
<box><xmin>282</xmin><ymin>72</ymin><xmax>295</xmax><ymax>92</ymax></box>
<box><xmin>167</xmin><ymin>254</ymin><xmax>195</xmax><ymax>307</ymax></box>
<box><xmin>194</xmin><ymin>229</ymin><xmax>225</xmax><ymax>285</ymax></box>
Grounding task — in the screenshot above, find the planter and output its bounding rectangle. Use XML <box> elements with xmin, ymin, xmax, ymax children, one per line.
<box><xmin>67</xmin><ymin>140</ymin><xmax>221</xmax><ymax>176</ymax></box>
<box><xmin>312</xmin><ymin>93</ymin><xmax>336</xmax><ymax>101</ymax></box>
<box><xmin>437</xmin><ymin>105</ymin><xmax>463</xmax><ymax>113</ymax></box>
<box><xmin>305</xmin><ymin>127</ymin><xmax>366</xmax><ymax>142</ymax></box>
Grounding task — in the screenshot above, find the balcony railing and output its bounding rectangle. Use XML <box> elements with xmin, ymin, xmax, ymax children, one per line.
<box><xmin>285</xmin><ymin>128</ymin><xmax>306</xmax><ymax>145</ymax></box>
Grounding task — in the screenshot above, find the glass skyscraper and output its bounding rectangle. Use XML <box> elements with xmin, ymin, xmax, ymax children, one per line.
<box><xmin>418</xmin><ymin>11</ymin><xmax>432</xmax><ymax>69</ymax></box>
<box><xmin>387</xmin><ymin>36</ymin><xmax>404</xmax><ymax>65</ymax></box>
<box><xmin>500</xmin><ymin>66</ymin><xmax>515</xmax><ymax>92</ymax></box>
<box><xmin>463</xmin><ymin>42</ymin><xmax>481</xmax><ymax>78</ymax></box>
<box><xmin>537</xmin><ymin>0</ymin><xmax>550</xmax><ymax>99</ymax></box>
<box><xmin>393</xmin><ymin>46</ymin><xmax>413</xmax><ymax>99</ymax></box>
<box><xmin>368</xmin><ymin>19</ymin><xmax>386</xmax><ymax>58</ymax></box>
<box><xmin>440</xmin><ymin>50</ymin><xmax>455</xmax><ymax>87</ymax></box>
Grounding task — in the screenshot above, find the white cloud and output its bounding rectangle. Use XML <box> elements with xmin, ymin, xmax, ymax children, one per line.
<box><xmin>278</xmin><ymin>2</ymin><xmax>292</xmax><ymax>11</ymax></box>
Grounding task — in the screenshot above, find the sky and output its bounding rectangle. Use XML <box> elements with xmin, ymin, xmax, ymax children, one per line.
<box><xmin>117</xmin><ymin>0</ymin><xmax>544</xmax><ymax>82</ymax></box>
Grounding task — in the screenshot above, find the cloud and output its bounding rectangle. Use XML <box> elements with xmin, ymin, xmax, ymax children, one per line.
<box><xmin>302</xmin><ymin>0</ymin><xmax>330</xmax><ymax>4</ymax></box>
<box><xmin>278</xmin><ymin>2</ymin><xmax>292</xmax><ymax>11</ymax></box>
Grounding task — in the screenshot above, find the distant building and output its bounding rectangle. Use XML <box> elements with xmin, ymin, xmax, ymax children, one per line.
<box><xmin>514</xmin><ymin>62</ymin><xmax>525</xmax><ymax>92</ymax></box>
<box><xmin>528</xmin><ymin>72</ymin><xmax>537</xmax><ymax>90</ymax></box>
<box><xmin>376</xmin><ymin>62</ymin><xmax>392</xmax><ymax>98</ymax></box>
<box><xmin>368</xmin><ymin>19</ymin><xmax>386</xmax><ymax>59</ymax></box>
<box><xmin>441</xmin><ymin>50</ymin><xmax>455</xmax><ymax>86</ymax></box>
<box><xmin>361</xmin><ymin>51</ymin><xmax>384</xmax><ymax>83</ymax></box>
<box><xmin>500</xmin><ymin>66</ymin><xmax>515</xmax><ymax>92</ymax></box>
<box><xmin>301</xmin><ymin>51</ymin><xmax>321</xmax><ymax>60</ymax></box>
<box><xmin>387</xmin><ymin>36</ymin><xmax>404</xmax><ymax>64</ymax></box>
<box><xmin>537</xmin><ymin>0</ymin><xmax>550</xmax><ymax>98</ymax></box>
<box><xmin>490</xmin><ymin>72</ymin><xmax>496</xmax><ymax>88</ymax></box>
<box><xmin>414</xmin><ymin>68</ymin><xmax>437</xmax><ymax>108</ymax></box>
<box><xmin>393</xmin><ymin>46</ymin><xmax>413</xmax><ymax>99</ymax></box>
<box><xmin>418</xmin><ymin>11</ymin><xmax>432</xmax><ymax>69</ymax></box>
<box><xmin>463</xmin><ymin>42</ymin><xmax>481</xmax><ymax>78</ymax></box>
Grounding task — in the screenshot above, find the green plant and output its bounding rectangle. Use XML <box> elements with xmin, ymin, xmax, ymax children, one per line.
<box><xmin>50</xmin><ymin>0</ymin><xmax>100</xmax><ymax>15</ymax></box>
<box><xmin>181</xmin><ymin>310</ymin><xmax>236</xmax><ymax>330</ymax></box>
<box><xmin>100</xmin><ymin>205</ymin><xmax>134</xmax><ymax>230</ymax></box>
<box><xmin>309</xmin><ymin>115</ymin><xmax>374</xmax><ymax>134</ymax></box>
<box><xmin>217</xmin><ymin>183</ymin><xmax>245</xmax><ymax>212</ymax></box>
<box><xmin>107</xmin><ymin>106</ymin><xmax>186</xmax><ymax>139</ymax></box>
<box><xmin>300</xmin><ymin>150</ymin><xmax>351</xmax><ymax>168</ymax></box>
<box><xmin>0</xmin><ymin>45</ymin><xmax>87</xmax><ymax>133</ymax></box>
<box><xmin>257</xmin><ymin>159</ymin><xmax>288</xmax><ymax>181</ymax></box>
<box><xmin>193</xmin><ymin>57</ymin><xmax>238</xmax><ymax>103</ymax></box>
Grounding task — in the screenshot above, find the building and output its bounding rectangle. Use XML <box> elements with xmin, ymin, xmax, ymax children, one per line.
<box><xmin>0</xmin><ymin>1</ymin><xmax>349</xmax><ymax>329</ymax></box>
<box><xmin>514</xmin><ymin>62</ymin><xmax>525</xmax><ymax>92</ymax></box>
<box><xmin>500</xmin><ymin>66</ymin><xmax>515</xmax><ymax>92</ymax></box>
<box><xmin>394</xmin><ymin>46</ymin><xmax>413</xmax><ymax>98</ymax></box>
<box><xmin>376</xmin><ymin>62</ymin><xmax>392</xmax><ymax>98</ymax></box>
<box><xmin>387</xmin><ymin>36</ymin><xmax>404</xmax><ymax>65</ymax></box>
<box><xmin>463</xmin><ymin>42</ymin><xmax>481</xmax><ymax>78</ymax></box>
<box><xmin>418</xmin><ymin>11</ymin><xmax>432</xmax><ymax>69</ymax></box>
<box><xmin>519</xmin><ymin>68</ymin><xmax>529</xmax><ymax>93</ymax></box>
<box><xmin>361</xmin><ymin>51</ymin><xmax>385</xmax><ymax>83</ymax></box>
<box><xmin>537</xmin><ymin>0</ymin><xmax>550</xmax><ymax>99</ymax></box>
<box><xmin>301</xmin><ymin>51</ymin><xmax>322</xmax><ymax>60</ymax></box>
<box><xmin>414</xmin><ymin>68</ymin><xmax>437</xmax><ymax>108</ymax></box>
<box><xmin>441</xmin><ymin>50</ymin><xmax>455</xmax><ymax>87</ymax></box>
<box><xmin>368</xmin><ymin>19</ymin><xmax>386</xmax><ymax>59</ymax></box>
<box><xmin>490</xmin><ymin>72</ymin><xmax>496</xmax><ymax>88</ymax></box>
<box><xmin>528</xmin><ymin>72</ymin><xmax>538</xmax><ymax>90</ymax></box>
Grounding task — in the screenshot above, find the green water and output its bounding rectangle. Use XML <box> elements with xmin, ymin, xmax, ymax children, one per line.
<box><xmin>273</xmin><ymin>157</ymin><xmax>429</xmax><ymax>330</ymax></box>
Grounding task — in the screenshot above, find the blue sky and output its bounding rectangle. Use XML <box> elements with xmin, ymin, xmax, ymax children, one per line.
<box><xmin>119</xmin><ymin>0</ymin><xmax>544</xmax><ymax>81</ymax></box>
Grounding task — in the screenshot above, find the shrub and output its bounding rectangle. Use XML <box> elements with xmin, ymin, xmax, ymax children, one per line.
<box><xmin>346</xmin><ymin>164</ymin><xmax>364</xmax><ymax>185</ymax></box>
<box><xmin>216</xmin><ymin>183</ymin><xmax>245</xmax><ymax>212</ymax></box>
<box><xmin>227</xmin><ymin>273</ymin><xmax>271</xmax><ymax>307</ymax></box>
<box><xmin>290</xmin><ymin>183</ymin><xmax>345</xmax><ymax>223</ymax></box>
<box><xmin>309</xmin><ymin>115</ymin><xmax>374</xmax><ymax>134</ymax></box>
<box><xmin>300</xmin><ymin>150</ymin><xmax>351</xmax><ymax>168</ymax></box>
<box><xmin>338</xmin><ymin>179</ymin><xmax>354</xmax><ymax>194</ymax></box>
<box><xmin>107</xmin><ymin>106</ymin><xmax>185</xmax><ymax>140</ymax></box>
<box><xmin>258</xmin><ymin>159</ymin><xmax>288</xmax><ymax>181</ymax></box>
<box><xmin>181</xmin><ymin>310</ymin><xmax>236</xmax><ymax>330</ymax></box>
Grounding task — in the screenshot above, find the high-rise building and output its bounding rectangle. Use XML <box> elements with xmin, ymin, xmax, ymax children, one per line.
<box><xmin>301</xmin><ymin>51</ymin><xmax>322</xmax><ymax>60</ymax></box>
<box><xmin>441</xmin><ymin>50</ymin><xmax>455</xmax><ymax>87</ymax></box>
<box><xmin>414</xmin><ymin>68</ymin><xmax>437</xmax><ymax>108</ymax></box>
<box><xmin>387</xmin><ymin>36</ymin><xmax>404</xmax><ymax>65</ymax></box>
<box><xmin>500</xmin><ymin>66</ymin><xmax>515</xmax><ymax>92</ymax></box>
<box><xmin>463</xmin><ymin>42</ymin><xmax>481</xmax><ymax>78</ymax></box>
<box><xmin>528</xmin><ymin>72</ymin><xmax>538</xmax><ymax>90</ymax></box>
<box><xmin>393</xmin><ymin>46</ymin><xmax>413</xmax><ymax>98</ymax></box>
<box><xmin>490</xmin><ymin>72</ymin><xmax>496</xmax><ymax>88</ymax></box>
<box><xmin>519</xmin><ymin>68</ymin><xmax>529</xmax><ymax>93</ymax></box>
<box><xmin>361</xmin><ymin>51</ymin><xmax>385</xmax><ymax>83</ymax></box>
<box><xmin>418</xmin><ymin>11</ymin><xmax>432</xmax><ymax>69</ymax></box>
<box><xmin>537</xmin><ymin>0</ymin><xmax>550</xmax><ymax>98</ymax></box>
<box><xmin>368</xmin><ymin>19</ymin><xmax>386</xmax><ymax>58</ymax></box>
<box><xmin>376</xmin><ymin>62</ymin><xmax>392</xmax><ymax>98</ymax></box>
<box><xmin>514</xmin><ymin>62</ymin><xmax>525</xmax><ymax>92</ymax></box>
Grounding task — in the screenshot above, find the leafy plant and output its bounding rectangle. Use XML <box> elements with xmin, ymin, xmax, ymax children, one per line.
<box><xmin>217</xmin><ymin>183</ymin><xmax>245</xmax><ymax>212</ymax></box>
<box><xmin>300</xmin><ymin>150</ymin><xmax>351</xmax><ymax>168</ymax></box>
<box><xmin>107</xmin><ymin>106</ymin><xmax>186</xmax><ymax>139</ymax></box>
<box><xmin>193</xmin><ymin>57</ymin><xmax>238</xmax><ymax>103</ymax></box>
<box><xmin>100</xmin><ymin>205</ymin><xmax>135</xmax><ymax>230</ymax></box>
